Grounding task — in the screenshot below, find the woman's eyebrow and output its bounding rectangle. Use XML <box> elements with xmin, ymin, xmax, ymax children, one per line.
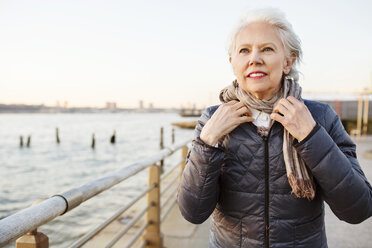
<box><xmin>237</xmin><ymin>42</ymin><xmax>278</xmax><ymax>48</ymax></box>
<box><xmin>260</xmin><ymin>42</ymin><xmax>277</xmax><ymax>48</ymax></box>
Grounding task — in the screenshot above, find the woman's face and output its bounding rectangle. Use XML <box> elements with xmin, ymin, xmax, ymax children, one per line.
<box><xmin>230</xmin><ymin>22</ymin><xmax>295</xmax><ymax>100</ymax></box>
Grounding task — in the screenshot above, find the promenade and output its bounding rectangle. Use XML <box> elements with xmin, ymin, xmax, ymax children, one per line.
<box><xmin>87</xmin><ymin>136</ymin><xmax>372</xmax><ymax>248</ymax></box>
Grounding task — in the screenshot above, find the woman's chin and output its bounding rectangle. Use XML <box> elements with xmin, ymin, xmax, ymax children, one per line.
<box><xmin>244</xmin><ymin>88</ymin><xmax>271</xmax><ymax>100</ymax></box>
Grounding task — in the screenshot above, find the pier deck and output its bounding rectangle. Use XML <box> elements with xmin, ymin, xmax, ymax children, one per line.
<box><xmin>87</xmin><ymin>136</ymin><xmax>372</xmax><ymax>248</ymax></box>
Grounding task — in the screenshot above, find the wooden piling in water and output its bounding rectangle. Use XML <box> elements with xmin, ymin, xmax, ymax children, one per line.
<box><xmin>91</xmin><ymin>133</ymin><xmax>95</xmax><ymax>149</ymax></box>
<box><xmin>110</xmin><ymin>130</ymin><xmax>116</xmax><ymax>144</ymax></box>
<box><xmin>171</xmin><ymin>128</ymin><xmax>175</xmax><ymax>144</ymax></box>
<box><xmin>56</xmin><ymin>128</ymin><xmax>60</xmax><ymax>144</ymax></box>
<box><xmin>26</xmin><ymin>136</ymin><xmax>31</xmax><ymax>148</ymax></box>
<box><xmin>20</xmin><ymin>136</ymin><xmax>23</xmax><ymax>148</ymax></box>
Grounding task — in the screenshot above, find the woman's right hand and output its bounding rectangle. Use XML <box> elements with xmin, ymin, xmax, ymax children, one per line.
<box><xmin>200</xmin><ymin>100</ymin><xmax>254</xmax><ymax>146</ymax></box>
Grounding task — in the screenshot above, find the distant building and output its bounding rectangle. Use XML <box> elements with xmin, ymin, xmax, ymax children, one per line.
<box><xmin>106</xmin><ymin>102</ymin><xmax>117</xmax><ymax>111</ymax></box>
<box><xmin>139</xmin><ymin>100</ymin><xmax>144</xmax><ymax>110</ymax></box>
<box><xmin>64</xmin><ymin>101</ymin><xmax>69</xmax><ymax>108</ymax></box>
<box><xmin>148</xmin><ymin>103</ymin><xmax>153</xmax><ymax>109</ymax></box>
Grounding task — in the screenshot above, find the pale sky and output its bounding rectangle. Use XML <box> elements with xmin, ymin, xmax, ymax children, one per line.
<box><xmin>0</xmin><ymin>0</ymin><xmax>371</xmax><ymax>108</ymax></box>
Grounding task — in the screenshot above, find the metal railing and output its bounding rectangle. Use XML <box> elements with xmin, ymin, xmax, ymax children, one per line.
<box><xmin>0</xmin><ymin>138</ymin><xmax>191</xmax><ymax>248</ymax></box>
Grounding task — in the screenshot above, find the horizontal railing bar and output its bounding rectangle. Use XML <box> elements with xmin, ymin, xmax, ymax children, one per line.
<box><xmin>68</xmin><ymin>184</ymin><xmax>156</xmax><ymax>248</ymax></box>
<box><xmin>0</xmin><ymin>139</ymin><xmax>190</xmax><ymax>247</ymax></box>
<box><xmin>160</xmin><ymin>159</ymin><xmax>183</xmax><ymax>180</ymax></box>
<box><xmin>161</xmin><ymin>198</ymin><xmax>177</xmax><ymax>222</ymax></box>
<box><xmin>161</xmin><ymin>186</ymin><xmax>178</xmax><ymax>209</ymax></box>
<box><xmin>161</xmin><ymin>175</ymin><xmax>179</xmax><ymax>195</ymax></box>
<box><xmin>105</xmin><ymin>203</ymin><xmax>153</xmax><ymax>248</ymax></box>
<box><xmin>0</xmin><ymin>197</ymin><xmax>66</xmax><ymax>246</ymax></box>
<box><xmin>124</xmin><ymin>221</ymin><xmax>149</xmax><ymax>248</ymax></box>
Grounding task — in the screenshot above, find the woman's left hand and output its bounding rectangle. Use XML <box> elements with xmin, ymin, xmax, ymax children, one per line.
<box><xmin>270</xmin><ymin>96</ymin><xmax>316</xmax><ymax>142</ymax></box>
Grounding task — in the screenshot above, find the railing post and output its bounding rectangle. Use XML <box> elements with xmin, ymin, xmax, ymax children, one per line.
<box><xmin>160</xmin><ymin>127</ymin><xmax>164</xmax><ymax>169</ymax></box>
<box><xmin>15</xmin><ymin>200</ymin><xmax>49</xmax><ymax>248</ymax></box>
<box><xmin>356</xmin><ymin>96</ymin><xmax>363</xmax><ymax>140</ymax></box>
<box><xmin>171</xmin><ymin>128</ymin><xmax>175</xmax><ymax>144</ymax></box>
<box><xmin>143</xmin><ymin>164</ymin><xmax>163</xmax><ymax>248</ymax></box>
<box><xmin>362</xmin><ymin>96</ymin><xmax>369</xmax><ymax>137</ymax></box>
<box><xmin>179</xmin><ymin>145</ymin><xmax>188</xmax><ymax>181</ymax></box>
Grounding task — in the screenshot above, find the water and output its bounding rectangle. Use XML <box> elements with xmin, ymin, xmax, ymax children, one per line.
<box><xmin>0</xmin><ymin>112</ymin><xmax>196</xmax><ymax>247</ymax></box>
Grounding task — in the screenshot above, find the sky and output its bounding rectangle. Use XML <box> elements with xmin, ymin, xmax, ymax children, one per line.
<box><xmin>0</xmin><ymin>0</ymin><xmax>371</xmax><ymax>108</ymax></box>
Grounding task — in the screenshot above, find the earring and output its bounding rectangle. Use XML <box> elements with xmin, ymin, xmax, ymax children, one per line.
<box><xmin>285</xmin><ymin>75</ymin><xmax>294</xmax><ymax>81</ymax></box>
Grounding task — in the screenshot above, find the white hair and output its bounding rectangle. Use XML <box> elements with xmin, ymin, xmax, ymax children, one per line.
<box><xmin>227</xmin><ymin>8</ymin><xmax>302</xmax><ymax>81</ymax></box>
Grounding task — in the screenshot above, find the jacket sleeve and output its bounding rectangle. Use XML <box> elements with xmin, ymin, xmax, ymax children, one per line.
<box><xmin>294</xmin><ymin>105</ymin><xmax>372</xmax><ymax>224</ymax></box>
<box><xmin>177</xmin><ymin>107</ymin><xmax>224</xmax><ymax>224</ymax></box>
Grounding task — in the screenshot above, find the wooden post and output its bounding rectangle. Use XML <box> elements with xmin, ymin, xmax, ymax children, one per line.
<box><xmin>362</xmin><ymin>96</ymin><xmax>369</xmax><ymax>137</ymax></box>
<box><xmin>179</xmin><ymin>146</ymin><xmax>188</xmax><ymax>181</ymax></box>
<box><xmin>91</xmin><ymin>133</ymin><xmax>95</xmax><ymax>149</ymax></box>
<box><xmin>335</xmin><ymin>100</ymin><xmax>342</xmax><ymax>119</ymax></box>
<box><xmin>110</xmin><ymin>130</ymin><xmax>116</xmax><ymax>144</ymax></box>
<box><xmin>56</xmin><ymin>128</ymin><xmax>60</xmax><ymax>144</ymax></box>
<box><xmin>26</xmin><ymin>136</ymin><xmax>31</xmax><ymax>148</ymax></box>
<box><xmin>143</xmin><ymin>164</ymin><xmax>163</xmax><ymax>248</ymax></box>
<box><xmin>16</xmin><ymin>200</ymin><xmax>49</xmax><ymax>248</ymax></box>
<box><xmin>159</xmin><ymin>127</ymin><xmax>164</xmax><ymax>168</ymax></box>
<box><xmin>20</xmin><ymin>136</ymin><xmax>24</xmax><ymax>148</ymax></box>
<box><xmin>171</xmin><ymin>128</ymin><xmax>175</xmax><ymax>145</ymax></box>
<box><xmin>356</xmin><ymin>96</ymin><xmax>363</xmax><ymax>140</ymax></box>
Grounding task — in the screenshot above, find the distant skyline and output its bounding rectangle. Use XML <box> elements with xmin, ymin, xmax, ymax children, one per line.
<box><xmin>1</xmin><ymin>0</ymin><xmax>372</xmax><ymax>108</ymax></box>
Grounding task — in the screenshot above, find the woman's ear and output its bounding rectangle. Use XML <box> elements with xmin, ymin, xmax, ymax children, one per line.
<box><xmin>229</xmin><ymin>57</ymin><xmax>232</xmax><ymax>63</ymax></box>
<box><xmin>283</xmin><ymin>52</ymin><xmax>296</xmax><ymax>74</ymax></box>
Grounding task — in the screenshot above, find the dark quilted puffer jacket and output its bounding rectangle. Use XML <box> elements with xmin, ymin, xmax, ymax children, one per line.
<box><xmin>178</xmin><ymin>100</ymin><xmax>372</xmax><ymax>248</ymax></box>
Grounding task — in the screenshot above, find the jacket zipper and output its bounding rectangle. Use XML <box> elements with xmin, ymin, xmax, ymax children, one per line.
<box><xmin>263</xmin><ymin>135</ymin><xmax>270</xmax><ymax>248</ymax></box>
<box><xmin>262</xmin><ymin>122</ymin><xmax>275</xmax><ymax>248</ymax></box>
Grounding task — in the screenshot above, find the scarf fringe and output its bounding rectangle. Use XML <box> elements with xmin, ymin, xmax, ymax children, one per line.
<box><xmin>288</xmin><ymin>173</ymin><xmax>316</xmax><ymax>200</ymax></box>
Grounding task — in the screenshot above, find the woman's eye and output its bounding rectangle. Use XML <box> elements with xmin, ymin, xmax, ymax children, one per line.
<box><xmin>263</xmin><ymin>47</ymin><xmax>274</xmax><ymax>52</ymax></box>
<box><xmin>239</xmin><ymin>48</ymin><xmax>249</xmax><ymax>54</ymax></box>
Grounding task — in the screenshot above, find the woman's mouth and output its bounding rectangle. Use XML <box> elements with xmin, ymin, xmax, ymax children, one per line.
<box><xmin>247</xmin><ymin>71</ymin><xmax>267</xmax><ymax>79</ymax></box>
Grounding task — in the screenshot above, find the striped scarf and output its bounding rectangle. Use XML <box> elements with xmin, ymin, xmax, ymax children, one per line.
<box><xmin>219</xmin><ymin>77</ymin><xmax>316</xmax><ymax>200</ymax></box>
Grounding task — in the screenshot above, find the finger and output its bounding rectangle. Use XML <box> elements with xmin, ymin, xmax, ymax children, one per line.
<box><xmin>277</xmin><ymin>98</ymin><xmax>294</xmax><ymax>113</ymax></box>
<box><xmin>286</xmin><ymin>96</ymin><xmax>301</xmax><ymax>105</ymax></box>
<box><xmin>226</xmin><ymin>100</ymin><xmax>239</xmax><ymax>105</ymax></box>
<box><xmin>226</xmin><ymin>100</ymin><xmax>244</xmax><ymax>111</ymax></box>
<box><xmin>221</xmin><ymin>101</ymin><xmax>236</xmax><ymax>109</ymax></box>
<box><xmin>232</xmin><ymin>101</ymin><xmax>246</xmax><ymax>110</ymax></box>
<box><xmin>234</xmin><ymin>102</ymin><xmax>252</xmax><ymax>115</ymax></box>
<box><xmin>240</xmin><ymin>115</ymin><xmax>254</xmax><ymax>123</ymax></box>
<box><xmin>270</xmin><ymin>113</ymin><xmax>285</xmax><ymax>125</ymax></box>
<box><xmin>286</xmin><ymin>96</ymin><xmax>307</xmax><ymax>113</ymax></box>
<box><xmin>273</xmin><ymin>103</ymin><xmax>290</xmax><ymax>117</ymax></box>
<box><xmin>232</xmin><ymin>102</ymin><xmax>253</xmax><ymax>116</ymax></box>
<box><xmin>236</xmin><ymin>106</ymin><xmax>252</xmax><ymax>117</ymax></box>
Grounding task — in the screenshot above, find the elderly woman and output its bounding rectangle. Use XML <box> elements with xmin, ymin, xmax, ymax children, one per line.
<box><xmin>177</xmin><ymin>8</ymin><xmax>372</xmax><ymax>248</ymax></box>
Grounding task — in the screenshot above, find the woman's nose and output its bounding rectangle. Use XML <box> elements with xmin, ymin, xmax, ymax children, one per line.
<box><xmin>249</xmin><ymin>50</ymin><xmax>263</xmax><ymax>65</ymax></box>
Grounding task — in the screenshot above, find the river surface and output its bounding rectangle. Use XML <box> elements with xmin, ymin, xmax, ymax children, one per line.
<box><xmin>0</xmin><ymin>112</ymin><xmax>196</xmax><ymax>247</ymax></box>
